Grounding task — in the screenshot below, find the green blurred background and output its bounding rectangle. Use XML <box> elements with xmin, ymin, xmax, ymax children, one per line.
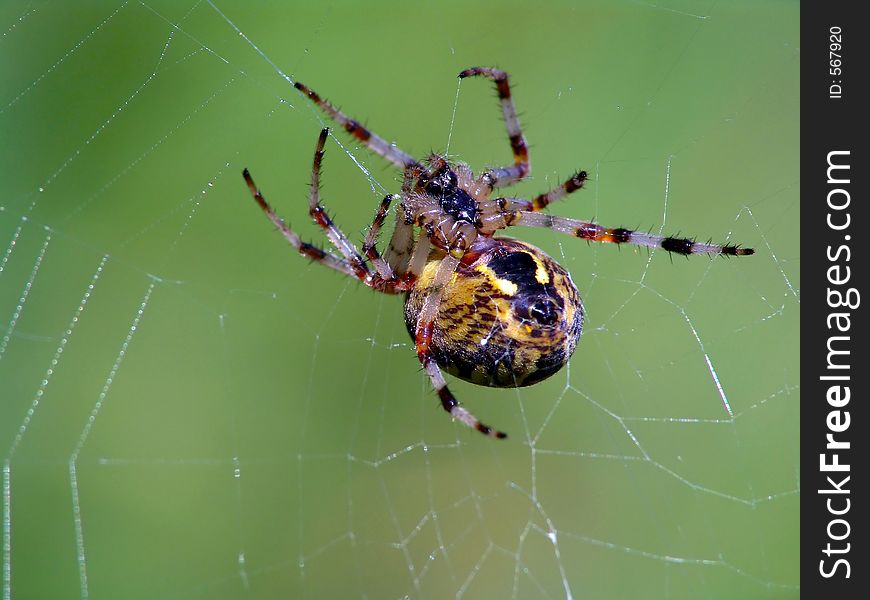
<box><xmin>1</xmin><ymin>1</ymin><xmax>798</xmax><ymax>598</ymax></box>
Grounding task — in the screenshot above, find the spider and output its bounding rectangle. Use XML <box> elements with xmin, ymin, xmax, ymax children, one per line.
<box><xmin>242</xmin><ymin>67</ymin><xmax>754</xmax><ymax>440</ymax></box>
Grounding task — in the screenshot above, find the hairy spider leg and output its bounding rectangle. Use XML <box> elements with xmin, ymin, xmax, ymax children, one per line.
<box><xmin>374</xmin><ymin>165</ymin><xmax>420</xmax><ymax>277</ymax></box>
<box><xmin>362</xmin><ymin>193</ymin><xmax>401</xmax><ymax>280</ymax></box>
<box><xmin>242</xmin><ymin>169</ymin><xmax>356</xmax><ymax>278</ymax></box>
<box><xmin>293</xmin><ymin>80</ymin><xmax>421</xmax><ymax>170</ymax></box>
<box><xmin>243</xmin><ymin>130</ymin><xmax>411</xmax><ymax>294</ymax></box>
<box><xmin>459</xmin><ymin>67</ymin><xmax>530</xmax><ymax>188</ymax></box>
<box><xmin>527</xmin><ymin>171</ymin><xmax>590</xmax><ymax>211</ymax></box>
<box><xmin>497</xmin><ymin>210</ymin><xmax>755</xmax><ymax>256</ymax></box>
<box><xmin>481</xmin><ymin>172</ymin><xmax>591</xmax><ymax>217</ymax></box>
<box><xmin>306</xmin><ymin>128</ymin><xmax>377</xmax><ymax>280</ymax></box>
<box><xmin>414</xmin><ymin>254</ymin><xmax>508</xmax><ymax>439</ymax></box>
<box><xmin>405</xmin><ymin>235</ymin><xmax>431</xmax><ymax>281</ymax></box>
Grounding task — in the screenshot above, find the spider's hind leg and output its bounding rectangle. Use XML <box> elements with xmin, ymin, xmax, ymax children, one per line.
<box><xmin>413</xmin><ymin>253</ymin><xmax>507</xmax><ymax>439</ymax></box>
<box><xmin>422</xmin><ymin>357</ymin><xmax>507</xmax><ymax>439</ymax></box>
<box><xmin>306</xmin><ymin>128</ymin><xmax>372</xmax><ymax>276</ymax></box>
<box><xmin>243</xmin><ymin>129</ymin><xmax>410</xmax><ymax>294</ymax></box>
<box><xmin>242</xmin><ymin>168</ymin><xmax>356</xmax><ymax>279</ymax></box>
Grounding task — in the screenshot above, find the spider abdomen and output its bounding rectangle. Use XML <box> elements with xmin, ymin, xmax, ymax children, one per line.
<box><xmin>404</xmin><ymin>238</ymin><xmax>584</xmax><ymax>388</ymax></box>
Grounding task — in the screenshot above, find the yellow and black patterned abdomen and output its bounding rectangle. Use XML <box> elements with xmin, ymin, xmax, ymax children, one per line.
<box><xmin>404</xmin><ymin>238</ymin><xmax>584</xmax><ymax>387</ymax></box>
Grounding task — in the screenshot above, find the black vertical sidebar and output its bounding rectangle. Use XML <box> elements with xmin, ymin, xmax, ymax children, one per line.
<box><xmin>802</xmin><ymin>2</ymin><xmax>866</xmax><ymax>596</ymax></box>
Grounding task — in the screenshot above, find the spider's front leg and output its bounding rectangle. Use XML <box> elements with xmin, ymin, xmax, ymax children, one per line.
<box><xmin>413</xmin><ymin>254</ymin><xmax>508</xmax><ymax>439</ymax></box>
<box><xmin>459</xmin><ymin>67</ymin><xmax>530</xmax><ymax>188</ymax></box>
<box><xmin>293</xmin><ymin>80</ymin><xmax>420</xmax><ymax>170</ymax></box>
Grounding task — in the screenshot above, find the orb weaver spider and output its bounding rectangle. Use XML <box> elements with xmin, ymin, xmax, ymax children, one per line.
<box><xmin>242</xmin><ymin>67</ymin><xmax>754</xmax><ymax>439</ymax></box>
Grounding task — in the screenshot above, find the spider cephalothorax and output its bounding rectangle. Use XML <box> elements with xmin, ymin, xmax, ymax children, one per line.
<box><xmin>243</xmin><ymin>67</ymin><xmax>754</xmax><ymax>439</ymax></box>
<box><xmin>405</xmin><ymin>156</ymin><xmax>487</xmax><ymax>257</ymax></box>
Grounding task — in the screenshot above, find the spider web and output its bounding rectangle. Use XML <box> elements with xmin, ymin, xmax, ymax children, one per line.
<box><xmin>0</xmin><ymin>1</ymin><xmax>799</xmax><ymax>598</ymax></box>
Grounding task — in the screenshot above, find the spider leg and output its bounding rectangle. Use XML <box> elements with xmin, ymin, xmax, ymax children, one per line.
<box><xmin>423</xmin><ymin>360</ymin><xmax>507</xmax><ymax>439</ymax></box>
<box><xmin>527</xmin><ymin>171</ymin><xmax>589</xmax><ymax>211</ymax></box>
<box><xmin>458</xmin><ymin>67</ymin><xmax>530</xmax><ymax>188</ymax></box>
<box><xmin>294</xmin><ymin>80</ymin><xmax>421</xmax><ymax>170</ymax></box>
<box><xmin>382</xmin><ymin>165</ymin><xmax>422</xmax><ymax>278</ymax></box>
<box><xmin>414</xmin><ymin>254</ymin><xmax>507</xmax><ymax>439</ymax></box>
<box><xmin>477</xmin><ymin>172</ymin><xmax>589</xmax><ymax>222</ymax></box>
<box><xmin>362</xmin><ymin>193</ymin><xmax>401</xmax><ymax>280</ymax></box>
<box><xmin>405</xmin><ymin>234</ymin><xmax>432</xmax><ymax>282</ymax></box>
<box><xmin>243</xmin><ymin>130</ymin><xmax>410</xmax><ymax>294</ymax></box>
<box><xmin>307</xmin><ymin>129</ymin><xmax>373</xmax><ymax>275</ymax></box>
<box><xmin>242</xmin><ymin>168</ymin><xmax>356</xmax><ymax>278</ymax></box>
<box><xmin>383</xmin><ymin>209</ymin><xmax>415</xmax><ymax>279</ymax></box>
<box><xmin>501</xmin><ymin>210</ymin><xmax>755</xmax><ymax>256</ymax></box>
